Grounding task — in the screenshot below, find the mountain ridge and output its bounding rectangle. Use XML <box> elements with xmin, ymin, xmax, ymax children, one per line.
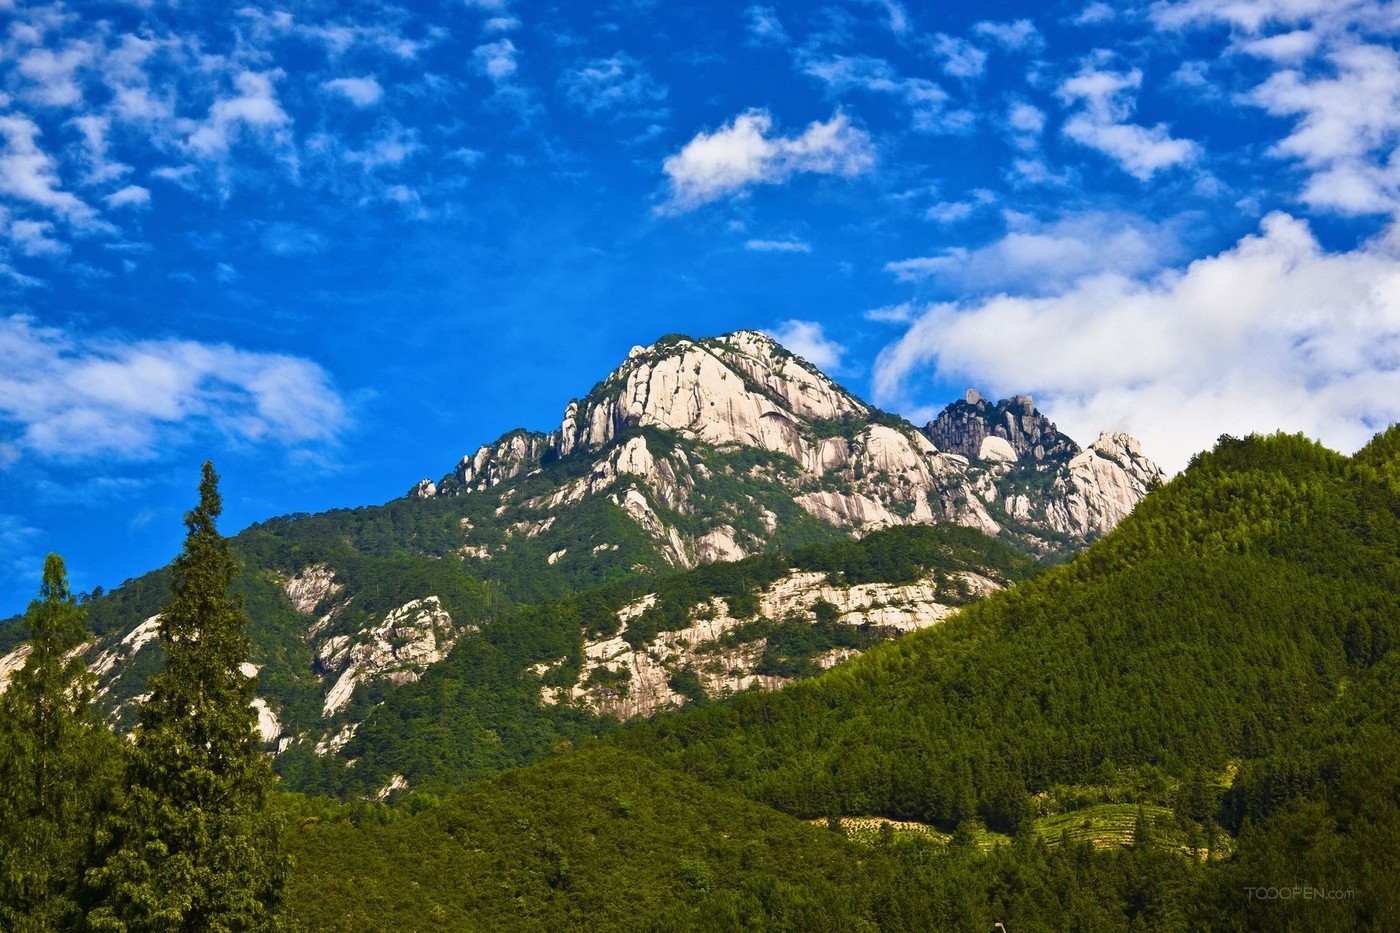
<box><xmin>411</xmin><ymin>329</ymin><xmax>1164</xmax><ymax>560</ymax></box>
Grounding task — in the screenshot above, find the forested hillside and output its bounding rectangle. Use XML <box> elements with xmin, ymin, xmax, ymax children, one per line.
<box><xmin>284</xmin><ymin>430</ymin><xmax>1400</xmax><ymax>930</ymax></box>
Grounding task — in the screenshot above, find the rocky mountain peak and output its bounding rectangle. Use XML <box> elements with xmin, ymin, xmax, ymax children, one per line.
<box><xmin>924</xmin><ymin>390</ymin><xmax>1080</xmax><ymax>464</ymax></box>
<box><xmin>425</xmin><ymin>330</ymin><xmax>868</xmax><ymax>496</ymax></box>
<box><xmin>558</xmin><ymin>330</ymin><xmax>865</xmax><ymax>457</ymax></box>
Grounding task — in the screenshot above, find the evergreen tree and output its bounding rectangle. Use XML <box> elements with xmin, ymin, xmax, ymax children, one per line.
<box><xmin>0</xmin><ymin>554</ymin><xmax>119</xmax><ymax>931</ymax></box>
<box><xmin>89</xmin><ymin>463</ymin><xmax>286</xmax><ymax>932</ymax></box>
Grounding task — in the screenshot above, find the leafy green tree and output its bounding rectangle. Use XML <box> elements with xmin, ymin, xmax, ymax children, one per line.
<box><xmin>89</xmin><ymin>463</ymin><xmax>287</xmax><ymax>932</ymax></box>
<box><xmin>0</xmin><ymin>554</ymin><xmax>120</xmax><ymax>931</ymax></box>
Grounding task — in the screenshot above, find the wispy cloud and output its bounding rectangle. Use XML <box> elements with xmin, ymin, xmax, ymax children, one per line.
<box><xmin>473</xmin><ymin>39</ymin><xmax>520</xmax><ymax>83</ymax></box>
<box><xmin>927</xmin><ymin>34</ymin><xmax>987</xmax><ymax>79</ymax></box>
<box><xmin>801</xmin><ymin>54</ymin><xmax>972</xmax><ymax>134</ymax></box>
<box><xmin>745</xmin><ymin>237</ymin><xmax>812</xmax><ymax>252</ymax></box>
<box><xmin>104</xmin><ymin>185</ymin><xmax>150</xmax><ymax>209</ymax></box>
<box><xmin>886</xmin><ymin>210</ymin><xmax>1184</xmax><ymax>293</ymax></box>
<box><xmin>744</xmin><ymin>5</ymin><xmax>790</xmax><ymax>45</ymax></box>
<box><xmin>1057</xmin><ymin>62</ymin><xmax>1200</xmax><ymax>180</ymax></box>
<box><xmin>559</xmin><ymin>54</ymin><xmax>666</xmax><ymax>117</ymax></box>
<box><xmin>322</xmin><ymin>76</ymin><xmax>384</xmax><ymax>107</ymax></box>
<box><xmin>184</xmin><ymin>70</ymin><xmax>293</xmax><ymax>159</ymax></box>
<box><xmin>858</xmin><ymin>0</ymin><xmax>910</xmax><ymax>35</ymax></box>
<box><xmin>1249</xmin><ymin>43</ymin><xmax>1400</xmax><ymax>214</ymax></box>
<box><xmin>0</xmin><ymin>115</ymin><xmax>101</xmax><ymax>225</ymax></box>
<box><xmin>1155</xmin><ymin>1</ymin><xmax>1400</xmax><ymax>213</ymax></box>
<box><xmin>659</xmin><ymin>109</ymin><xmax>874</xmax><ymax>212</ymax></box>
<box><xmin>0</xmin><ymin>315</ymin><xmax>349</xmax><ymax>462</ymax></box>
<box><xmin>973</xmin><ymin>19</ymin><xmax>1042</xmax><ymax>50</ymax></box>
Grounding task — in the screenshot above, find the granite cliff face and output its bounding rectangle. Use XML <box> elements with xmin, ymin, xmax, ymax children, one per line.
<box><xmin>415</xmin><ymin>331</ymin><xmax>1163</xmax><ymax>560</ymax></box>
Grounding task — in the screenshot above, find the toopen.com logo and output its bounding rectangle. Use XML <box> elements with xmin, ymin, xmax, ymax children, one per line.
<box><xmin>1245</xmin><ymin>885</ymin><xmax>1355</xmax><ymax>902</ymax></box>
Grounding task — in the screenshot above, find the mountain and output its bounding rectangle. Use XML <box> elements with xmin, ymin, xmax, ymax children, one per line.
<box><xmin>0</xmin><ymin>330</ymin><xmax>1161</xmax><ymax>798</ymax></box>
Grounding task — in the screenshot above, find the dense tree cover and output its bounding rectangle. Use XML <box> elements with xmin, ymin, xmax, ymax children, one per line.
<box><xmin>0</xmin><ymin>556</ymin><xmax>123</xmax><ymax>931</ymax></box>
<box><xmin>88</xmin><ymin>464</ymin><xmax>286</xmax><ymax>932</ymax></box>
<box><xmin>282</xmin><ymin>745</ymin><xmax>1212</xmax><ymax>932</ymax></box>
<box><xmin>277</xmin><ymin>522</ymin><xmax>1038</xmax><ymax>796</ymax></box>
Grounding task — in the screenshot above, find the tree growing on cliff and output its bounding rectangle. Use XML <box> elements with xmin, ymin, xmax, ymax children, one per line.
<box><xmin>0</xmin><ymin>554</ymin><xmax>121</xmax><ymax>931</ymax></box>
<box><xmin>89</xmin><ymin>462</ymin><xmax>286</xmax><ymax>931</ymax></box>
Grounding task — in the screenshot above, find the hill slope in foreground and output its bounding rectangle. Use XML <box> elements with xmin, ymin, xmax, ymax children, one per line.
<box><xmin>285</xmin><ymin>430</ymin><xmax>1400</xmax><ymax>931</ymax></box>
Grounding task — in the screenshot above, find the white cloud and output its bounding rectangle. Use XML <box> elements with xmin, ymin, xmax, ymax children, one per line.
<box><xmin>1149</xmin><ymin>0</ymin><xmax>1383</xmax><ymax>33</ymax></box>
<box><xmin>559</xmin><ymin>54</ymin><xmax>666</xmax><ymax>117</ymax></box>
<box><xmin>473</xmin><ymin>39</ymin><xmax>519</xmax><ymax>83</ymax></box>
<box><xmin>1006</xmin><ymin>100</ymin><xmax>1046</xmax><ymax>148</ymax></box>
<box><xmin>874</xmin><ymin>212</ymin><xmax>1400</xmax><ymax>472</ymax></box>
<box><xmin>104</xmin><ymin>185</ymin><xmax>150</xmax><ymax>208</ymax></box>
<box><xmin>0</xmin><ymin>315</ymin><xmax>349</xmax><ymax>461</ymax></box>
<box><xmin>1075</xmin><ymin>3</ymin><xmax>1117</xmax><ymax>25</ymax></box>
<box><xmin>926</xmin><ymin>188</ymin><xmax>996</xmax><ymax>223</ymax></box>
<box><xmin>484</xmin><ymin>16</ymin><xmax>521</xmax><ymax>33</ymax></box>
<box><xmin>1152</xmin><ymin>1</ymin><xmax>1400</xmax><ymax>214</ymax></box>
<box><xmin>0</xmin><ymin>115</ymin><xmax>100</xmax><ymax>224</ymax></box>
<box><xmin>184</xmin><ymin>70</ymin><xmax>292</xmax><ymax>159</ymax></box>
<box><xmin>745</xmin><ymin>237</ymin><xmax>812</xmax><ymax>252</ymax></box>
<box><xmin>659</xmin><ymin>109</ymin><xmax>875</xmax><ymax>212</ymax></box>
<box><xmin>973</xmin><ymin>19</ymin><xmax>1042</xmax><ymax>50</ymax></box>
<box><xmin>1057</xmin><ymin>64</ymin><xmax>1200</xmax><ymax>179</ymax></box>
<box><xmin>340</xmin><ymin>124</ymin><xmax>423</xmax><ymax>170</ymax></box>
<box><xmin>17</xmin><ymin>41</ymin><xmax>96</xmax><ymax>108</ymax></box>
<box><xmin>322</xmin><ymin>76</ymin><xmax>384</xmax><ymax>107</ymax></box>
<box><xmin>70</xmin><ymin>115</ymin><xmax>131</xmax><ymax>185</ymax></box>
<box><xmin>1008</xmin><ymin>157</ymin><xmax>1072</xmax><ymax>187</ymax></box>
<box><xmin>929</xmin><ymin>34</ymin><xmax>987</xmax><ymax>79</ymax></box>
<box><xmin>1238</xmin><ymin>29</ymin><xmax>1321</xmax><ymax>63</ymax></box>
<box><xmin>859</xmin><ymin>0</ymin><xmax>910</xmax><ymax>35</ymax></box>
<box><xmin>885</xmin><ymin>210</ymin><xmax>1183</xmax><ymax>293</ymax></box>
<box><xmin>744</xmin><ymin>5</ymin><xmax>789</xmax><ymax>45</ymax></box>
<box><xmin>764</xmin><ymin>319</ymin><xmax>846</xmax><ymax>372</ymax></box>
<box><xmin>1171</xmin><ymin>61</ymin><xmax>1212</xmax><ymax>87</ymax></box>
<box><xmin>1248</xmin><ymin>43</ymin><xmax>1400</xmax><ymax>214</ymax></box>
<box><xmin>9</xmin><ymin>219</ymin><xmax>66</xmax><ymax>256</ymax></box>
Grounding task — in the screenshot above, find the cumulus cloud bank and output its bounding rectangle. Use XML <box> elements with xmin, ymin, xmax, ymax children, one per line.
<box><xmin>874</xmin><ymin>213</ymin><xmax>1400</xmax><ymax>472</ymax></box>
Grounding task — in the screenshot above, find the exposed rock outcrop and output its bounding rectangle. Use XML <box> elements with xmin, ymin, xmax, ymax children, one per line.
<box><xmin>925</xmin><ymin>391</ymin><xmax>1079</xmax><ymax>463</ymax></box>
<box><xmin>316</xmin><ymin>596</ymin><xmax>471</xmax><ymax>717</ymax></box>
<box><xmin>1052</xmin><ymin>432</ymin><xmax>1165</xmax><ymax>536</ymax></box>
<box><xmin>543</xmin><ymin>566</ymin><xmax>1000</xmax><ymax>721</ymax></box>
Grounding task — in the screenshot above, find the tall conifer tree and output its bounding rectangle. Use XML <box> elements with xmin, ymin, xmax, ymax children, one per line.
<box><xmin>0</xmin><ymin>554</ymin><xmax>118</xmax><ymax>931</ymax></box>
<box><xmin>89</xmin><ymin>462</ymin><xmax>285</xmax><ymax>932</ymax></box>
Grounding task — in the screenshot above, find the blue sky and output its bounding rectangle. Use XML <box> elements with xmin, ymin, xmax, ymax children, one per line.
<box><xmin>3</xmin><ymin>0</ymin><xmax>1400</xmax><ymax>614</ymax></box>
